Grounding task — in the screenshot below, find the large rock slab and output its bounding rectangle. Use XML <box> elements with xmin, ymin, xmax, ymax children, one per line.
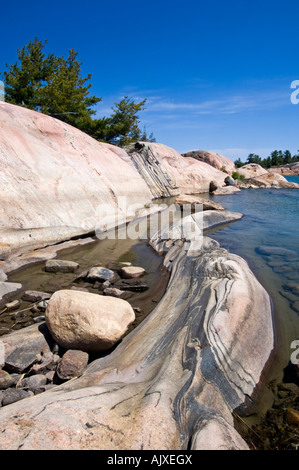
<box><xmin>0</xmin><ymin>102</ymin><xmax>153</xmax><ymax>259</ymax></box>
<box><xmin>127</xmin><ymin>142</ymin><xmax>228</xmax><ymax>197</ymax></box>
<box><xmin>174</xmin><ymin>194</ymin><xmax>225</xmax><ymax>211</ymax></box>
<box><xmin>0</xmin><ymin>222</ymin><xmax>273</xmax><ymax>450</ymax></box>
<box><xmin>182</xmin><ymin>150</ymin><xmax>236</xmax><ymax>175</ymax></box>
<box><xmin>45</xmin><ymin>290</ymin><xmax>135</xmax><ymax>352</ymax></box>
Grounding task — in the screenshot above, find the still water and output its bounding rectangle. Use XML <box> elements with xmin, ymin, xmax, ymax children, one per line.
<box><xmin>209</xmin><ymin>181</ymin><xmax>299</xmax><ymax>385</ymax></box>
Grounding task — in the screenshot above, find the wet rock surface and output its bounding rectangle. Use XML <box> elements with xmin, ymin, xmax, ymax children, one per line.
<box><xmin>0</xmin><ymin>222</ymin><xmax>273</xmax><ymax>450</ymax></box>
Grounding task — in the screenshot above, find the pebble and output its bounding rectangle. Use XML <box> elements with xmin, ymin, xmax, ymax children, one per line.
<box><xmin>86</xmin><ymin>267</ymin><xmax>117</xmax><ymax>283</ymax></box>
<box><xmin>5</xmin><ymin>348</ymin><xmax>38</xmax><ymax>373</ymax></box>
<box><xmin>2</xmin><ymin>388</ymin><xmax>34</xmax><ymax>406</ymax></box>
<box><xmin>23</xmin><ymin>290</ymin><xmax>51</xmax><ymax>302</ymax></box>
<box><xmin>120</xmin><ymin>266</ymin><xmax>146</xmax><ymax>279</ymax></box>
<box><xmin>5</xmin><ymin>300</ymin><xmax>21</xmax><ymax>311</ymax></box>
<box><xmin>57</xmin><ymin>349</ymin><xmax>89</xmax><ymax>380</ymax></box>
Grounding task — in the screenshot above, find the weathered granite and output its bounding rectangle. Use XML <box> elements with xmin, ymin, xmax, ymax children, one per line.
<box><xmin>0</xmin><ymin>215</ymin><xmax>273</xmax><ymax>450</ymax></box>
<box><xmin>182</xmin><ymin>150</ymin><xmax>235</xmax><ymax>175</ymax></box>
<box><xmin>0</xmin><ymin>103</ymin><xmax>153</xmax><ymax>259</ymax></box>
<box><xmin>127</xmin><ymin>142</ymin><xmax>228</xmax><ymax>198</ymax></box>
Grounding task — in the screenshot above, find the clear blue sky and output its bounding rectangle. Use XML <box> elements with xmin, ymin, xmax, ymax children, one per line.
<box><xmin>1</xmin><ymin>0</ymin><xmax>299</xmax><ymax>161</ymax></box>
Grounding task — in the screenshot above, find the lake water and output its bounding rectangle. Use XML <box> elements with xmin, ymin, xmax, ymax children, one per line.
<box><xmin>209</xmin><ymin>181</ymin><xmax>299</xmax><ymax>393</ymax></box>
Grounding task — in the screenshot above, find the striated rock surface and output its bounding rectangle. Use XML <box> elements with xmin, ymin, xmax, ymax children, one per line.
<box><xmin>182</xmin><ymin>150</ymin><xmax>235</xmax><ymax>175</ymax></box>
<box><xmin>45</xmin><ymin>290</ymin><xmax>135</xmax><ymax>352</ymax></box>
<box><xmin>0</xmin><ymin>214</ymin><xmax>273</xmax><ymax>450</ymax></box>
<box><xmin>127</xmin><ymin>142</ymin><xmax>228</xmax><ymax>198</ymax></box>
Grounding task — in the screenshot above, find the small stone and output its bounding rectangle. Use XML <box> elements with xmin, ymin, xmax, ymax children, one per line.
<box><xmin>30</xmin><ymin>352</ymin><xmax>54</xmax><ymax>374</ymax></box>
<box><xmin>86</xmin><ymin>267</ymin><xmax>117</xmax><ymax>283</ymax></box>
<box><xmin>19</xmin><ymin>374</ymin><xmax>47</xmax><ymax>392</ymax></box>
<box><xmin>118</xmin><ymin>282</ymin><xmax>149</xmax><ymax>292</ymax></box>
<box><xmin>2</xmin><ymin>388</ymin><xmax>33</xmax><ymax>406</ymax></box>
<box><xmin>45</xmin><ymin>370</ymin><xmax>55</xmax><ymax>383</ymax></box>
<box><xmin>57</xmin><ymin>349</ymin><xmax>89</xmax><ymax>380</ymax></box>
<box><xmin>120</xmin><ymin>266</ymin><xmax>146</xmax><ymax>279</ymax></box>
<box><xmin>33</xmin><ymin>315</ymin><xmax>46</xmax><ymax>323</ymax></box>
<box><xmin>5</xmin><ymin>348</ymin><xmax>38</xmax><ymax>373</ymax></box>
<box><xmin>37</xmin><ymin>300</ymin><xmax>49</xmax><ymax>310</ymax></box>
<box><xmin>45</xmin><ymin>259</ymin><xmax>79</xmax><ymax>273</ymax></box>
<box><xmin>5</xmin><ymin>299</ymin><xmax>21</xmax><ymax>311</ymax></box>
<box><xmin>23</xmin><ymin>290</ymin><xmax>51</xmax><ymax>302</ymax></box>
<box><xmin>209</xmin><ymin>180</ymin><xmax>218</xmax><ymax>192</ymax></box>
<box><xmin>103</xmin><ymin>287</ymin><xmax>126</xmax><ymax>298</ymax></box>
<box><xmin>0</xmin><ymin>370</ymin><xmax>15</xmax><ymax>390</ymax></box>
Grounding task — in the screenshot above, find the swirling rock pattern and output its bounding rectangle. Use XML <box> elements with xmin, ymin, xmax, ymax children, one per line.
<box><xmin>0</xmin><ymin>223</ymin><xmax>274</xmax><ymax>450</ymax></box>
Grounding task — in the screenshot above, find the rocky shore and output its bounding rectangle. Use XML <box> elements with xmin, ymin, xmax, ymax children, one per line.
<box><xmin>0</xmin><ymin>102</ymin><xmax>295</xmax><ymax>450</ymax></box>
<box><xmin>0</xmin><ymin>208</ymin><xmax>275</xmax><ymax>450</ymax></box>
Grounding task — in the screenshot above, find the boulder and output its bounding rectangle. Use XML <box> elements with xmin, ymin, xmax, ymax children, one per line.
<box><xmin>225</xmin><ymin>175</ymin><xmax>235</xmax><ymax>186</ymax></box>
<box><xmin>45</xmin><ymin>290</ymin><xmax>135</xmax><ymax>352</ymax></box>
<box><xmin>182</xmin><ymin>150</ymin><xmax>235</xmax><ymax>174</ymax></box>
<box><xmin>45</xmin><ymin>260</ymin><xmax>79</xmax><ymax>273</ymax></box>
<box><xmin>237</xmin><ymin>163</ymin><xmax>268</xmax><ymax>179</ymax></box>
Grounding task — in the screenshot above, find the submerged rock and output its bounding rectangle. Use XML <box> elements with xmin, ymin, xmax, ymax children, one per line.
<box><xmin>45</xmin><ymin>259</ymin><xmax>79</xmax><ymax>273</ymax></box>
<box><xmin>174</xmin><ymin>194</ymin><xmax>225</xmax><ymax>211</ymax></box>
<box><xmin>45</xmin><ymin>290</ymin><xmax>135</xmax><ymax>352</ymax></box>
<box><xmin>85</xmin><ymin>266</ymin><xmax>117</xmax><ymax>283</ymax></box>
<box><xmin>120</xmin><ymin>266</ymin><xmax>146</xmax><ymax>279</ymax></box>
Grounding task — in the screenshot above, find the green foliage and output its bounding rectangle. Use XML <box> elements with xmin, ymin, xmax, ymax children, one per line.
<box><xmin>232</xmin><ymin>171</ymin><xmax>245</xmax><ymax>181</ymax></box>
<box><xmin>2</xmin><ymin>38</ymin><xmax>154</xmax><ymax>147</ymax></box>
<box><xmin>234</xmin><ymin>158</ymin><xmax>244</xmax><ymax>168</ymax></box>
<box><xmin>235</xmin><ymin>150</ymin><xmax>299</xmax><ymax>169</ymax></box>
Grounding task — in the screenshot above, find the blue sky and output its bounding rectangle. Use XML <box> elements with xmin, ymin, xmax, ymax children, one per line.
<box><xmin>1</xmin><ymin>0</ymin><xmax>299</xmax><ymax>161</ymax></box>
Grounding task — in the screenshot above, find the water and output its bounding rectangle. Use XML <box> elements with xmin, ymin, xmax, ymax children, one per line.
<box><xmin>2</xmin><ymin>228</ymin><xmax>170</xmax><ymax>336</ymax></box>
<box><xmin>208</xmin><ymin>186</ymin><xmax>299</xmax><ymax>390</ymax></box>
<box><xmin>285</xmin><ymin>175</ymin><xmax>299</xmax><ymax>184</ymax></box>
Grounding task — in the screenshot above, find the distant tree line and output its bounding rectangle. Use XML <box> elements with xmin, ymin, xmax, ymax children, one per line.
<box><xmin>234</xmin><ymin>150</ymin><xmax>299</xmax><ymax>169</ymax></box>
<box><xmin>1</xmin><ymin>38</ymin><xmax>155</xmax><ymax>147</ymax></box>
